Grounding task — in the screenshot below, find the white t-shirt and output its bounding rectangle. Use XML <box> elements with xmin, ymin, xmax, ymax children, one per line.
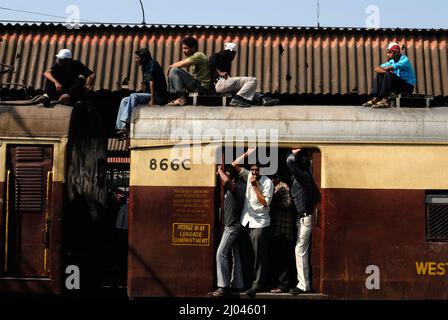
<box><xmin>239</xmin><ymin>167</ymin><xmax>274</xmax><ymax>228</ymax></box>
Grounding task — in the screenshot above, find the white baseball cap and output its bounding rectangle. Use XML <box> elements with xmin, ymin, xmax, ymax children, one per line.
<box><xmin>55</xmin><ymin>49</ymin><xmax>72</xmax><ymax>59</ymax></box>
<box><xmin>387</xmin><ymin>42</ymin><xmax>400</xmax><ymax>50</ymax></box>
<box><xmin>224</xmin><ymin>42</ymin><xmax>237</xmax><ymax>52</ymax></box>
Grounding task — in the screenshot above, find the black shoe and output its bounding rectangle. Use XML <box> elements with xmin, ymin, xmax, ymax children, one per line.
<box><xmin>33</xmin><ymin>95</ymin><xmax>51</xmax><ymax>107</ymax></box>
<box><xmin>245</xmin><ymin>288</ymin><xmax>259</xmax><ymax>298</ymax></box>
<box><xmin>289</xmin><ymin>287</ymin><xmax>309</xmax><ymax>295</ymax></box>
<box><xmin>209</xmin><ymin>287</ymin><xmax>228</xmax><ymax>297</ymax></box>
<box><xmin>229</xmin><ymin>95</ymin><xmax>251</xmax><ymax>107</ymax></box>
<box><xmin>262</xmin><ymin>96</ymin><xmax>280</xmax><ymax>106</ymax></box>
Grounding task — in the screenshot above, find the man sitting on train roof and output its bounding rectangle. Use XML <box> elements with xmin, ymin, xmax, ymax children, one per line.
<box><xmin>43</xmin><ymin>49</ymin><xmax>96</xmax><ymax>105</ymax></box>
<box><xmin>209</xmin><ymin>42</ymin><xmax>279</xmax><ymax>107</ymax></box>
<box><xmin>115</xmin><ymin>48</ymin><xmax>168</xmax><ymax>140</ymax></box>
<box><xmin>166</xmin><ymin>36</ymin><xmax>213</xmax><ymax>106</ymax></box>
<box><xmin>363</xmin><ymin>42</ymin><xmax>416</xmax><ymax>108</ymax></box>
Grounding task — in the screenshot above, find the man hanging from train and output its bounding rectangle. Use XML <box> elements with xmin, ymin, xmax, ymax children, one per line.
<box><xmin>166</xmin><ymin>36</ymin><xmax>213</xmax><ymax>106</ymax></box>
<box><xmin>231</xmin><ymin>147</ymin><xmax>274</xmax><ymax>297</ymax></box>
<box><xmin>43</xmin><ymin>49</ymin><xmax>96</xmax><ymax>105</ymax></box>
<box><xmin>268</xmin><ymin>173</ymin><xmax>295</xmax><ymax>294</ymax></box>
<box><xmin>287</xmin><ymin>148</ymin><xmax>320</xmax><ymax>295</ymax></box>
<box><xmin>115</xmin><ymin>48</ymin><xmax>168</xmax><ymax>140</ymax></box>
<box><xmin>362</xmin><ymin>42</ymin><xmax>416</xmax><ymax>108</ymax></box>
<box><xmin>210</xmin><ymin>165</ymin><xmax>246</xmax><ymax>297</ymax></box>
<box><xmin>209</xmin><ymin>42</ymin><xmax>279</xmax><ymax>107</ymax></box>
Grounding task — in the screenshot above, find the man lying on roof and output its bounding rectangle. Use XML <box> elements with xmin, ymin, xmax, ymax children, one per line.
<box><xmin>209</xmin><ymin>42</ymin><xmax>279</xmax><ymax>107</ymax></box>
<box><xmin>363</xmin><ymin>42</ymin><xmax>416</xmax><ymax>108</ymax></box>
<box><xmin>43</xmin><ymin>49</ymin><xmax>95</xmax><ymax>105</ymax></box>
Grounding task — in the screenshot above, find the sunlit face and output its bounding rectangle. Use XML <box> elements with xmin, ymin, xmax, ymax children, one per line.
<box><xmin>182</xmin><ymin>44</ymin><xmax>196</xmax><ymax>57</ymax></box>
<box><xmin>386</xmin><ymin>49</ymin><xmax>400</xmax><ymax>60</ymax></box>
<box><xmin>386</xmin><ymin>49</ymin><xmax>394</xmax><ymax>60</ymax></box>
<box><xmin>250</xmin><ymin>165</ymin><xmax>260</xmax><ymax>180</ymax></box>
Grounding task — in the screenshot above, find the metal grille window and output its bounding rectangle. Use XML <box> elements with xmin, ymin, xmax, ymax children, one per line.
<box><xmin>426</xmin><ymin>195</ymin><xmax>448</xmax><ymax>241</ymax></box>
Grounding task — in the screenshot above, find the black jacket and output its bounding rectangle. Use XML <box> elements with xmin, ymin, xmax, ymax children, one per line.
<box><xmin>209</xmin><ymin>49</ymin><xmax>236</xmax><ymax>73</ymax></box>
<box><xmin>286</xmin><ymin>153</ymin><xmax>318</xmax><ymax>216</ymax></box>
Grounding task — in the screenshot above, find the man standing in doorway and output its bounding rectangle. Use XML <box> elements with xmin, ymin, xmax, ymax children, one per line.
<box><xmin>287</xmin><ymin>149</ymin><xmax>319</xmax><ymax>295</ymax></box>
<box><xmin>232</xmin><ymin>147</ymin><xmax>274</xmax><ymax>297</ymax></box>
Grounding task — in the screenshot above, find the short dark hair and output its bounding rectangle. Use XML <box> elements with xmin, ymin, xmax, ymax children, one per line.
<box><xmin>182</xmin><ymin>36</ymin><xmax>198</xmax><ymax>50</ymax></box>
<box><xmin>135</xmin><ymin>48</ymin><xmax>152</xmax><ymax>62</ymax></box>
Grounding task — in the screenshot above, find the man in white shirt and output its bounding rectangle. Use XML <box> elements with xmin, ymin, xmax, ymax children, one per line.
<box><xmin>232</xmin><ymin>148</ymin><xmax>274</xmax><ymax>297</ymax></box>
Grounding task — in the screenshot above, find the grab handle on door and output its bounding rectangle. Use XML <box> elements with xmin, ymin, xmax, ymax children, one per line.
<box><xmin>43</xmin><ymin>171</ymin><xmax>53</xmax><ymax>273</ymax></box>
<box><xmin>3</xmin><ymin>170</ymin><xmax>11</xmax><ymax>272</ymax></box>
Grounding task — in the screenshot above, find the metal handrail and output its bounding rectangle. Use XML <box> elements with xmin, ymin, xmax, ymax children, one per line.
<box><xmin>3</xmin><ymin>170</ymin><xmax>11</xmax><ymax>272</ymax></box>
<box><xmin>43</xmin><ymin>171</ymin><xmax>52</xmax><ymax>273</ymax></box>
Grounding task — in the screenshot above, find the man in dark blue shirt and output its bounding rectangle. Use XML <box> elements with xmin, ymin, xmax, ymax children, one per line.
<box><xmin>287</xmin><ymin>149</ymin><xmax>319</xmax><ymax>295</ymax></box>
<box><xmin>116</xmin><ymin>48</ymin><xmax>167</xmax><ymax>139</ymax></box>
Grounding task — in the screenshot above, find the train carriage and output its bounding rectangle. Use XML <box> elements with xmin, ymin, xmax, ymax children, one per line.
<box><xmin>128</xmin><ymin>105</ymin><xmax>448</xmax><ymax>299</ymax></box>
<box><xmin>0</xmin><ymin>103</ymin><xmax>107</xmax><ymax>294</ymax></box>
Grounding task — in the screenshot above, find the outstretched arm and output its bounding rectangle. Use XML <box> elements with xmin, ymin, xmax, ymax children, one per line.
<box><xmin>231</xmin><ymin>147</ymin><xmax>256</xmax><ymax>173</ymax></box>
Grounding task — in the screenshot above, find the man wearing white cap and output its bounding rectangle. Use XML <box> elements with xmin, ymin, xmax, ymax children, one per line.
<box><xmin>43</xmin><ymin>49</ymin><xmax>95</xmax><ymax>105</ymax></box>
<box><xmin>362</xmin><ymin>42</ymin><xmax>416</xmax><ymax>108</ymax></box>
<box><xmin>209</xmin><ymin>43</ymin><xmax>279</xmax><ymax>107</ymax></box>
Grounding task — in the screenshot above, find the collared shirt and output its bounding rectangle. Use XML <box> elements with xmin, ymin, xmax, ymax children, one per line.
<box><xmin>141</xmin><ymin>59</ymin><xmax>168</xmax><ymax>104</ymax></box>
<box><xmin>239</xmin><ymin>168</ymin><xmax>274</xmax><ymax>228</ymax></box>
<box><xmin>380</xmin><ymin>55</ymin><xmax>416</xmax><ymax>86</ymax></box>
<box><xmin>270</xmin><ymin>181</ymin><xmax>294</xmax><ymax>240</ymax></box>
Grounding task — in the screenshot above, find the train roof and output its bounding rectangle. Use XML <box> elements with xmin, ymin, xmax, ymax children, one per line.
<box><xmin>0</xmin><ymin>103</ymin><xmax>106</xmax><ymax>139</ymax></box>
<box><xmin>0</xmin><ymin>104</ymin><xmax>73</xmax><ymax>138</ymax></box>
<box><xmin>131</xmin><ymin>105</ymin><xmax>448</xmax><ymax>144</ymax></box>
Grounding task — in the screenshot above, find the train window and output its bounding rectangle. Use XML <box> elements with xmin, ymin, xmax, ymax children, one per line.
<box><xmin>426</xmin><ymin>194</ymin><xmax>448</xmax><ymax>241</ymax></box>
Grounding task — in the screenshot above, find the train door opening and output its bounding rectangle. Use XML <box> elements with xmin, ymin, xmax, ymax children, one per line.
<box><xmin>215</xmin><ymin>146</ymin><xmax>322</xmax><ymax>294</ymax></box>
<box><xmin>1</xmin><ymin>145</ymin><xmax>53</xmax><ymax>278</ymax></box>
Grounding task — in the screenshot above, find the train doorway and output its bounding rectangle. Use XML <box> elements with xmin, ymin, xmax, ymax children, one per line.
<box><xmin>215</xmin><ymin>146</ymin><xmax>323</xmax><ymax>296</ymax></box>
<box><xmin>1</xmin><ymin>145</ymin><xmax>53</xmax><ymax>278</ymax></box>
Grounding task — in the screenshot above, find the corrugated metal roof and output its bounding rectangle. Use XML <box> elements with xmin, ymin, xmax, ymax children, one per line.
<box><xmin>107</xmin><ymin>157</ymin><xmax>130</xmax><ymax>164</ymax></box>
<box><xmin>108</xmin><ymin>138</ymin><xmax>128</xmax><ymax>152</ymax></box>
<box><xmin>1</xmin><ymin>22</ymin><xmax>447</xmax><ymax>96</ymax></box>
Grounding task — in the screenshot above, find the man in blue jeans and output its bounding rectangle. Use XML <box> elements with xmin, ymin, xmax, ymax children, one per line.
<box><xmin>210</xmin><ymin>165</ymin><xmax>246</xmax><ymax>297</ymax></box>
<box><xmin>116</xmin><ymin>48</ymin><xmax>167</xmax><ymax>139</ymax></box>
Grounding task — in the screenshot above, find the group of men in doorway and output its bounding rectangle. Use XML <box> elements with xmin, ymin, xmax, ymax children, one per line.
<box><xmin>211</xmin><ymin>147</ymin><xmax>319</xmax><ymax>298</ymax></box>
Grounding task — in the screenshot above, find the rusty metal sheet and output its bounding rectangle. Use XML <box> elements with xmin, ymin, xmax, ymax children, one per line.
<box><xmin>0</xmin><ymin>23</ymin><xmax>447</xmax><ymax>96</ymax></box>
<box><xmin>322</xmin><ymin>188</ymin><xmax>448</xmax><ymax>299</ymax></box>
<box><xmin>128</xmin><ymin>186</ymin><xmax>216</xmax><ymax>297</ymax></box>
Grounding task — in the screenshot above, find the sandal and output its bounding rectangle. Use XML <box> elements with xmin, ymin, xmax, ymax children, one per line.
<box><xmin>167</xmin><ymin>97</ymin><xmax>187</xmax><ymax>106</ymax></box>
<box><xmin>362</xmin><ymin>98</ymin><xmax>378</xmax><ymax>107</ymax></box>
<box><xmin>372</xmin><ymin>99</ymin><xmax>390</xmax><ymax>108</ymax></box>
